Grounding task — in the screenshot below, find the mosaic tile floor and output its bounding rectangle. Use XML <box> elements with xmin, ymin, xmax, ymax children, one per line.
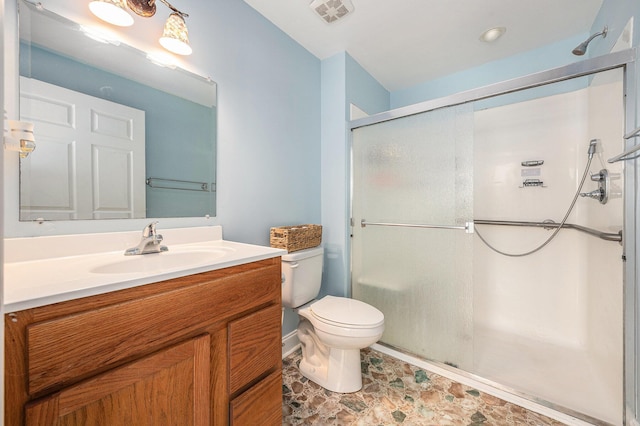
<box><xmin>282</xmin><ymin>348</ymin><xmax>567</xmax><ymax>425</ymax></box>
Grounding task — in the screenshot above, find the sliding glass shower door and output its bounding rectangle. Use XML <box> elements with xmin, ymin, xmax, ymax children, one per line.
<box><xmin>351</xmin><ymin>104</ymin><xmax>475</xmax><ymax>370</ymax></box>
<box><xmin>350</xmin><ymin>61</ymin><xmax>628</xmax><ymax>424</ymax></box>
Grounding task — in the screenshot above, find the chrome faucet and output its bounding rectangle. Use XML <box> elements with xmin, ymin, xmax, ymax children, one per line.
<box><xmin>125</xmin><ymin>221</ymin><xmax>169</xmax><ymax>255</ymax></box>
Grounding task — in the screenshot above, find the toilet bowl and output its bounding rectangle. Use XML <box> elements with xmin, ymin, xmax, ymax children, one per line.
<box><xmin>282</xmin><ymin>247</ymin><xmax>385</xmax><ymax>393</ymax></box>
<box><xmin>296</xmin><ymin>296</ymin><xmax>384</xmax><ymax>393</ymax></box>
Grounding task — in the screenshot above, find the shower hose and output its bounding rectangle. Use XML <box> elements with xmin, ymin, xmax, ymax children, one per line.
<box><xmin>474</xmin><ymin>154</ymin><xmax>594</xmax><ymax>257</ymax></box>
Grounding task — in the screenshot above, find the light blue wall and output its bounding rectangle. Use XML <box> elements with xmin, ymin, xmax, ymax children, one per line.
<box><xmin>391</xmin><ymin>34</ymin><xmax>588</xmax><ymax>109</ymax></box>
<box><xmin>589</xmin><ymin>1</ymin><xmax>640</xmax><ymax>57</ymax></box>
<box><xmin>280</xmin><ymin>51</ymin><xmax>390</xmax><ymax>340</ymax></box>
<box><xmin>187</xmin><ymin>1</ymin><xmax>322</xmax><ymax>245</ymax></box>
<box><xmin>346</xmin><ymin>54</ymin><xmax>391</xmax><ymax>116</ymax></box>
<box><xmin>319</xmin><ymin>52</ymin><xmax>389</xmax><ymax>301</ymax></box>
<box><xmin>190</xmin><ymin>1</ymin><xmax>322</xmax><ymax>338</ymax></box>
<box><xmin>319</xmin><ymin>52</ymin><xmax>348</xmax><ymax>304</ymax></box>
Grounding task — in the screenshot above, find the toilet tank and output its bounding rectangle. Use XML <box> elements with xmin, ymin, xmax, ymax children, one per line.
<box><xmin>281</xmin><ymin>247</ymin><xmax>324</xmax><ymax>308</ymax></box>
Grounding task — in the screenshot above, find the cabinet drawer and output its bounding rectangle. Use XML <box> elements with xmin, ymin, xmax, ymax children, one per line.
<box><xmin>229</xmin><ymin>304</ymin><xmax>281</xmax><ymax>394</ymax></box>
<box><xmin>230</xmin><ymin>370</ymin><xmax>282</xmax><ymax>426</ymax></box>
<box><xmin>26</xmin><ymin>265</ymin><xmax>279</xmax><ymax>396</ymax></box>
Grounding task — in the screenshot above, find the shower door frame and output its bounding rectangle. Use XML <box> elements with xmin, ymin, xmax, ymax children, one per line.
<box><xmin>349</xmin><ymin>48</ymin><xmax>639</xmax><ymax>425</ymax></box>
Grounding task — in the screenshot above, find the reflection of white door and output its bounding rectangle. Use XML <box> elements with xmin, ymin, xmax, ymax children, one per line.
<box><xmin>19</xmin><ymin>77</ymin><xmax>145</xmax><ymax>220</ymax></box>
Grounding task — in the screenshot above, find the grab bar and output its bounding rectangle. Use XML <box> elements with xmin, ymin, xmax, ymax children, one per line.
<box><xmin>146</xmin><ymin>177</ymin><xmax>212</xmax><ymax>192</ymax></box>
<box><xmin>475</xmin><ymin>219</ymin><xmax>622</xmax><ymax>243</ymax></box>
<box><xmin>359</xmin><ymin>218</ymin><xmax>621</xmax><ymax>243</ymax></box>
<box><xmin>607</xmin><ymin>143</ymin><xmax>640</xmax><ymax>163</ymax></box>
<box><xmin>624</xmin><ymin>126</ymin><xmax>640</xmax><ymax>139</ymax></box>
<box><xmin>360</xmin><ymin>219</ymin><xmax>475</xmax><ymax>234</ymax></box>
<box><xmin>608</xmin><ymin>126</ymin><xmax>640</xmax><ymax>163</ymax></box>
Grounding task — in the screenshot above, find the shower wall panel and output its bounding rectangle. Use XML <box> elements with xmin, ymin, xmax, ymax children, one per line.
<box><xmin>471</xmin><ymin>74</ymin><xmax>623</xmax><ymax>424</ymax></box>
<box><xmin>473</xmin><ymin>89</ymin><xmax>590</xmax><ymax>346</ymax></box>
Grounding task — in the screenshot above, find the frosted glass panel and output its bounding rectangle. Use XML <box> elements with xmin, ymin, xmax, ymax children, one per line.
<box><xmin>351</xmin><ymin>104</ymin><xmax>474</xmax><ymax>369</ymax></box>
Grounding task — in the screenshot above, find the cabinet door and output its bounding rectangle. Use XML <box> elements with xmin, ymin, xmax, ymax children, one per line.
<box><xmin>230</xmin><ymin>370</ymin><xmax>282</xmax><ymax>426</ymax></box>
<box><xmin>228</xmin><ymin>304</ymin><xmax>281</xmax><ymax>394</ymax></box>
<box><xmin>25</xmin><ymin>335</ymin><xmax>210</xmax><ymax>426</ymax></box>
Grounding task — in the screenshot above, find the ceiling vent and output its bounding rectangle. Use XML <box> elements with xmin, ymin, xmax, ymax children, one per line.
<box><xmin>310</xmin><ymin>0</ymin><xmax>354</xmax><ymax>24</ymax></box>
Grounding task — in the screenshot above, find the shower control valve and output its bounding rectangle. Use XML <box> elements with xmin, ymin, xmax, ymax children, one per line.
<box><xmin>581</xmin><ymin>169</ymin><xmax>609</xmax><ymax>204</ymax></box>
<box><xmin>580</xmin><ymin>188</ymin><xmax>605</xmax><ymax>201</ymax></box>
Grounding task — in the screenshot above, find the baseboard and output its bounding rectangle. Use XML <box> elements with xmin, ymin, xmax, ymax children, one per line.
<box><xmin>282</xmin><ymin>330</ymin><xmax>300</xmax><ymax>359</ymax></box>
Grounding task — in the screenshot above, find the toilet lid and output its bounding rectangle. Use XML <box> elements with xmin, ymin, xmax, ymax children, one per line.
<box><xmin>310</xmin><ymin>296</ymin><xmax>384</xmax><ymax>326</ymax></box>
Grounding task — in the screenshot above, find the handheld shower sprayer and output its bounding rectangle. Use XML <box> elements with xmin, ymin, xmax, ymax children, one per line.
<box><xmin>476</xmin><ymin>138</ymin><xmax>606</xmax><ymax>257</ymax></box>
<box><xmin>581</xmin><ymin>139</ymin><xmax>609</xmax><ymax>204</ymax></box>
<box><xmin>572</xmin><ymin>26</ymin><xmax>608</xmax><ymax>56</ymax></box>
<box><xmin>588</xmin><ymin>139</ymin><xmax>600</xmax><ymax>159</ymax></box>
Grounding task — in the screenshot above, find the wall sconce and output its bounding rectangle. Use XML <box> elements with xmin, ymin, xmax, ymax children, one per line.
<box><xmin>4</xmin><ymin>111</ymin><xmax>36</xmax><ymax>159</ymax></box>
<box><xmin>89</xmin><ymin>0</ymin><xmax>192</xmax><ymax>55</ymax></box>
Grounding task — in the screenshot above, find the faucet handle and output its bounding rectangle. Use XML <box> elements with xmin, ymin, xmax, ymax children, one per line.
<box><xmin>142</xmin><ymin>221</ymin><xmax>159</xmax><ymax>238</ymax></box>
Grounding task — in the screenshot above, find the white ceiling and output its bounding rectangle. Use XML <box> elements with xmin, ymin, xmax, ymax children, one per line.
<box><xmin>243</xmin><ymin>0</ymin><xmax>604</xmax><ymax>92</ymax></box>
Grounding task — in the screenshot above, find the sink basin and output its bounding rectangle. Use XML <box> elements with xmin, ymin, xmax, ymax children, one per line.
<box><xmin>91</xmin><ymin>248</ymin><xmax>234</xmax><ymax>274</ymax></box>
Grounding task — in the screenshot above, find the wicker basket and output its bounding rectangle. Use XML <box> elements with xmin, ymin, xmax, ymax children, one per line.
<box><xmin>270</xmin><ymin>224</ymin><xmax>322</xmax><ymax>253</ymax></box>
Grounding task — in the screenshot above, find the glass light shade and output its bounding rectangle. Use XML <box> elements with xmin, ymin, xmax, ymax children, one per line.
<box><xmin>19</xmin><ymin>139</ymin><xmax>36</xmax><ymax>158</ymax></box>
<box><xmin>89</xmin><ymin>0</ymin><xmax>134</xmax><ymax>27</ymax></box>
<box><xmin>159</xmin><ymin>13</ymin><xmax>192</xmax><ymax>55</ymax></box>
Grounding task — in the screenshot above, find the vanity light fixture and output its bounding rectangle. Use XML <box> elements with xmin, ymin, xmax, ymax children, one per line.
<box><xmin>159</xmin><ymin>11</ymin><xmax>192</xmax><ymax>56</ymax></box>
<box><xmin>479</xmin><ymin>26</ymin><xmax>506</xmax><ymax>43</ymax></box>
<box><xmin>89</xmin><ymin>0</ymin><xmax>192</xmax><ymax>56</ymax></box>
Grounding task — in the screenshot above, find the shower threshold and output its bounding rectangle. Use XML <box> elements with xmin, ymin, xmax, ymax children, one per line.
<box><xmin>370</xmin><ymin>342</ymin><xmax>614</xmax><ymax>426</ymax></box>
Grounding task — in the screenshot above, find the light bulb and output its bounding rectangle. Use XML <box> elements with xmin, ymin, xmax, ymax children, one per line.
<box><xmin>89</xmin><ymin>0</ymin><xmax>134</xmax><ymax>27</ymax></box>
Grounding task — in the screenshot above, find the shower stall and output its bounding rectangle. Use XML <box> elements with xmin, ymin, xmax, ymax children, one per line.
<box><xmin>350</xmin><ymin>50</ymin><xmax>637</xmax><ymax>425</ymax></box>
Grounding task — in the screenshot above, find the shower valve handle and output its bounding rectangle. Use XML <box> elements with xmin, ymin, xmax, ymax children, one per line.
<box><xmin>580</xmin><ymin>188</ymin><xmax>605</xmax><ymax>201</ymax></box>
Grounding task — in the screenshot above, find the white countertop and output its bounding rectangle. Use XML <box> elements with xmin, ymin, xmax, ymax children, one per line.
<box><xmin>4</xmin><ymin>226</ymin><xmax>286</xmax><ymax>312</ymax></box>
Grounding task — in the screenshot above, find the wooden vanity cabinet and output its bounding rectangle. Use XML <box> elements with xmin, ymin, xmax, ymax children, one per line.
<box><xmin>5</xmin><ymin>257</ymin><xmax>283</xmax><ymax>426</ymax></box>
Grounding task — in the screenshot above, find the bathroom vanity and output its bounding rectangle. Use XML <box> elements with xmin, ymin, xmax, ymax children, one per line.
<box><xmin>4</xmin><ymin>227</ymin><xmax>284</xmax><ymax>425</ymax></box>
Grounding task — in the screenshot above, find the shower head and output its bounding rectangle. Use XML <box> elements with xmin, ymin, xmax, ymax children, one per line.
<box><xmin>572</xmin><ymin>26</ymin><xmax>608</xmax><ymax>56</ymax></box>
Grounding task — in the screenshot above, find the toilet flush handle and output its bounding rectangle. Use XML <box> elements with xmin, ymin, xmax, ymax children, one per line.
<box><xmin>289</xmin><ymin>261</ymin><xmax>299</xmax><ymax>268</ymax></box>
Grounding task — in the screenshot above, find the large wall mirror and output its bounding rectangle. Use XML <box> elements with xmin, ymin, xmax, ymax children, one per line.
<box><xmin>17</xmin><ymin>0</ymin><xmax>217</xmax><ymax>221</ymax></box>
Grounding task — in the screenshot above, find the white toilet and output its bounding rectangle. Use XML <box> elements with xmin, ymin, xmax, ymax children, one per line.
<box><xmin>282</xmin><ymin>247</ymin><xmax>385</xmax><ymax>393</ymax></box>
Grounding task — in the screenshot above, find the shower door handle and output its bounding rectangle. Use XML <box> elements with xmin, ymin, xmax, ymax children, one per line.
<box><xmin>360</xmin><ymin>219</ymin><xmax>474</xmax><ymax>233</ymax></box>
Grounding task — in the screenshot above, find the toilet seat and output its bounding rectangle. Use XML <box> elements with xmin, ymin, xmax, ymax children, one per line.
<box><xmin>309</xmin><ymin>296</ymin><xmax>384</xmax><ymax>328</ymax></box>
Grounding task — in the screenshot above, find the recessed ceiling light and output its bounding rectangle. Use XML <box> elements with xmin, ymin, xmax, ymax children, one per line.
<box><xmin>479</xmin><ymin>27</ymin><xmax>506</xmax><ymax>43</ymax></box>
